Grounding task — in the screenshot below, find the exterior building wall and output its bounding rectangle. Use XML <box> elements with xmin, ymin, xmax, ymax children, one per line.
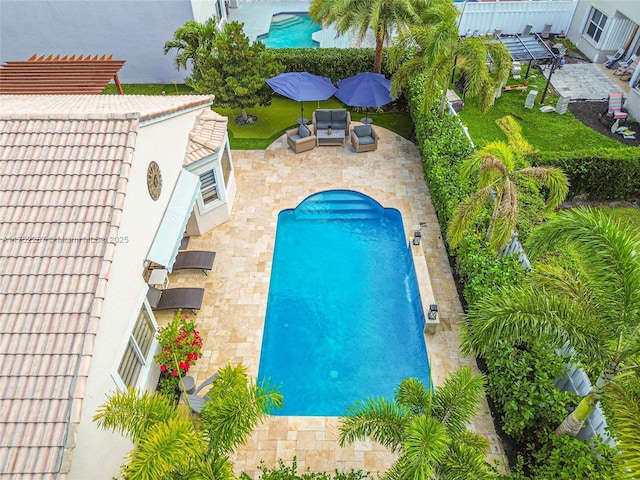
<box><xmin>0</xmin><ymin>0</ymin><xmax>201</xmax><ymax>83</ymax></box>
<box><xmin>68</xmin><ymin>107</ymin><xmax>206</xmax><ymax>479</ymax></box>
<box><xmin>567</xmin><ymin>0</ymin><xmax>640</xmax><ymax>63</ymax></box>
<box><xmin>186</xmin><ymin>136</ymin><xmax>237</xmax><ymax>235</ymax></box>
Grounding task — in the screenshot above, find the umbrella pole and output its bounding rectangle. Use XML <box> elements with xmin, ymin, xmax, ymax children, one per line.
<box><xmin>297</xmin><ymin>102</ymin><xmax>308</xmax><ymax>125</ymax></box>
<box><xmin>360</xmin><ymin>109</ymin><xmax>373</xmax><ymax>125</ymax></box>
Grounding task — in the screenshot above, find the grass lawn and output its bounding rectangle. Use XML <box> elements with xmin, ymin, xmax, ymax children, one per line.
<box><xmin>102</xmin><ymin>84</ymin><xmax>413</xmax><ymax>150</ymax></box>
<box><xmin>599</xmin><ymin>206</ymin><xmax>640</xmax><ymax>226</ymax></box>
<box><xmin>457</xmin><ymin>71</ymin><xmax>622</xmax><ymax>151</ymax></box>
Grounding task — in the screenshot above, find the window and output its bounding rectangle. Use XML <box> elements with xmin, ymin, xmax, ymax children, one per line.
<box><xmin>199</xmin><ymin>169</ymin><xmax>220</xmax><ymax>206</ymax></box>
<box><xmin>117</xmin><ymin>307</ymin><xmax>156</xmax><ymax>388</ymax></box>
<box><xmin>584</xmin><ymin>8</ymin><xmax>607</xmax><ymax>43</ymax></box>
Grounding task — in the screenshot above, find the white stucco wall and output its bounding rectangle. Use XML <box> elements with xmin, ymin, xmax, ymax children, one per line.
<box><xmin>0</xmin><ymin>0</ymin><xmax>204</xmax><ymax>83</ymax></box>
<box><xmin>567</xmin><ymin>0</ymin><xmax>640</xmax><ymax>63</ymax></box>
<box><xmin>68</xmin><ymin>106</ymin><xmax>207</xmax><ymax>479</ymax></box>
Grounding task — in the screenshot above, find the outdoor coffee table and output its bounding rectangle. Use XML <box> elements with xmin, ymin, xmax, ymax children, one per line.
<box><xmin>317</xmin><ymin>129</ymin><xmax>346</xmax><ymax>146</ymax></box>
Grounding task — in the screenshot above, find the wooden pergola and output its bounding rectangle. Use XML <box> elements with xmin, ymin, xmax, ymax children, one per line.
<box><xmin>0</xmin><ymin>54</ymin><xmax>126</xmax><ymax>94</ymax></box>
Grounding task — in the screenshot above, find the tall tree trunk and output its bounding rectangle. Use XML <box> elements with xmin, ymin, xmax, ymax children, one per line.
<box><xmin>374</xmin><ymin>32</ymin><xmax>384</xmax><ymax>74</ymax></box>
<box><xmin>555</xmin><ymin>360</ymin><xmax>618</xmax><ymax>436</ymax></box>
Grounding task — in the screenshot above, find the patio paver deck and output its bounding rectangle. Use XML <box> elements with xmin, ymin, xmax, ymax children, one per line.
<box><xmin>159</xmin><ymin>125</ymin><xmax>508</xmax><ymax>476</ymax></box>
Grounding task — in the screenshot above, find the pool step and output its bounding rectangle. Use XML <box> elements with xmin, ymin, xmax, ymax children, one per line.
<box><xmin>271</xmin><ymin>15</ymin><xmax>306</xmax><ymax>29</ymax></box>
<box><xmin>295</xmin><ymin>193</ymin><xmax>384</xmax><ymax>220</ymax></box>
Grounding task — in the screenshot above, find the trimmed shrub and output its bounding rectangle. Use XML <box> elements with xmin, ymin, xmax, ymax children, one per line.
<box><xmin>272</xmin><ymin>48</ymin><xmax>392</xmax><ymax>83</ymax></box>
<box><xmin>530</xmin><ymin>148</ymin><xmax>640</xmax><ymax>200</ymax></box>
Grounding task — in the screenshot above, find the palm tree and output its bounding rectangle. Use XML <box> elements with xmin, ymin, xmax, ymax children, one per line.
<box><xmin>309</xmin><ymin>0</ymin><xmax>421</xmax><ymax>74</ymax></box>
<box><xmin>94</xmin><ymin>363</ymin><xmax>282</xmax><ymax>479</ymax></box>
<box><xmin>339</xmin><ymin>366</ymin><xmax>499</xmax><ymax>479</ymax></box>
<box><xmin>387</xmin><ymin>0</ymin><xmax>511</xmax><ymax>114</ymax></box>
<box><xmin>163</xmin><ymin>16</ymin><xmax>219</xmax><ymax>80</ymax></box>
<box><xmin>461</xmin><ymin>208</ymin><xmax>640</xmax><ymax>437</ymax></box>
<box><xmin>447</xmin><ymin>116</ymin><xmax>568</xmax><ymax>250</ymax></box>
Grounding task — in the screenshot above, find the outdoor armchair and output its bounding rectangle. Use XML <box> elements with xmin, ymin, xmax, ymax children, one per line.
<box><xmin>351</xmin><ymin>124</ymin><xmax>379</xmax><ymax>153</ymax></box>
<box><xmin>286</xmin><ymin>123</ymin><xmax>316</xmax><ymax>153</ymax></box>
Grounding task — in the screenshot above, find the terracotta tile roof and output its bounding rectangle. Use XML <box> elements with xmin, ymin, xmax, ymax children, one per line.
<box><xmin>0</xmin><ymin>112</ymin><xmax>139</xmax><ymax>478</ymax></box>
<box><xmin>0</xmin><ymin>94</ymin><xmax>214</xmax><ymax>123</ymax></box>
<box><xmin>184</xmin><ymin>109</ymin><xmax>228</xmax><ymax>166</ymax></box>
<box><xmin>0</xmin><ymin>54</ymin><xmax>126</xmax><ymax>95</ymax></box>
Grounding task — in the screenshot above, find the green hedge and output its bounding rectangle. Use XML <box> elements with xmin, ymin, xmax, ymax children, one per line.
<box><xmin>530</xmin><ymin>148</ymin><xmax>640</xmax><ymax>200</ymax></box>
<box><xmin>272</xmin><ymin>48</ymin><xmax>392</xmax><ymax>83</ymax></box>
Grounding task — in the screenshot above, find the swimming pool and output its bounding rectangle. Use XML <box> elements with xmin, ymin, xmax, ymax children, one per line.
<box><xmin>258</xmin><ymin>190</ymin><xmax>431</xmax><ymax>416</ymax></box>
<box><xmin>257</xmin><ymin>13</ymin><xmax>320</xmax><ymax>49</ymax></box>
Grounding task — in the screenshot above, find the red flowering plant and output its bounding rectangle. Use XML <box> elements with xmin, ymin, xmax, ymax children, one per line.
<box><xmin>155</xmin><ymin>310</ymin><xmax>203</xmax><ymax>399</ymax></box>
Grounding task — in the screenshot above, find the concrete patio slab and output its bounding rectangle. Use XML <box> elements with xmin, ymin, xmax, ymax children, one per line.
<box><xmin>541</xmin><ymin>62</ymin><xmax>625</xmax><ymax>100</ymax></box>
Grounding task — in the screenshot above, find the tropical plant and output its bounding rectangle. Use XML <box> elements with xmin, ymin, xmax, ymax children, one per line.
<box><xmin>309</xmin><ymin>0</ymin><xmax>421</xmax><ymax>74</ymax></box>
<box><xmin>155</xmin><ymin>310</ymin><xmax>203</xmax><ymax>376</ymax></box>
<box><xmin>249</xmin><ymin>456</ymin><xmax>370</xmax><ymax>480</ymax></box>
<box><xmin>605</xmin><ymin>375</ymin><xmax>640</xmax><ymax>478</ymax></box>
<box><xmin>339</xmin><ymin>366</ymin><xmax>498</xmax><ymax>479</ymax></box>
<box><xmin>447</xmin><ymin>115</ymin><xmax>568</xmax><ymax>250</ymax></box>
<box><xmin>188</xmin><ymin>21</ymin><xmax>284</xmax><ymax>123</ymax></box>
<box><xmin>387</xmin><ymin>0</ymin><xmax>511</xmax><ymax>114</ymax></box>
<box><xmin>163</xmin><ymin>16</ymin><xmax>219</xmax><ymax>81</ymax></box>
<box><xmin>462</xmin><ymin>207</ymin><xmax>640</xmax><ymax>439</ymax></box>
<box><xmin>94</xmin><ymin>363</ymin><xmax>283</xmax><ymax>479</ymax></box>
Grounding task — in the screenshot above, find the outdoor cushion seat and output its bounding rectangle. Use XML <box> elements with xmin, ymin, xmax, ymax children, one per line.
<box><xmin>147</xmin><ymin>286</ymin><xmax>204</xmax><ymax>312</ymax></box>
<box><xmin>172</xmin><ymin>250</ymin><xmax>216</xmax><ymax>275</ymax></box>
<box><xmin>313</xmin><ymin>109</ymin><xmax>351</xmax><ymax>136</ymax></box>
<box><xmin>351</xmin><ymin>124</ymin><xmax>379</xmax><ymax>153</ymax></box>
<box><xmin>286</xmin><ymin>124</ymin><xmax>316</xmax><ymax>153</ymax></box>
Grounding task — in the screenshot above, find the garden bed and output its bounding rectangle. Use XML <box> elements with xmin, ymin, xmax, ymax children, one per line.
<box><xmin>568</xmin><ymin>100</ymin><xmax>640</xmax><ymax>147</ymax></box>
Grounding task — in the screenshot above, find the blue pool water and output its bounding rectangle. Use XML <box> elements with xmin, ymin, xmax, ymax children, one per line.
<box><xmin>258</xmin><ymin>13</ymin><xmax>321</xmax><ymax>49</ymax></box>
<box><xmin>258</xmin><ymin>190</ymin><xmax>431</xmax><ymax>416</ymax></box>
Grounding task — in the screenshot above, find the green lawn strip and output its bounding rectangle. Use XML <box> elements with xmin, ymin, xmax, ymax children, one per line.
<box><xmin>458</xmin><ymin>73</ymin><xmax>622</xmax><ymax>151</ymax></box>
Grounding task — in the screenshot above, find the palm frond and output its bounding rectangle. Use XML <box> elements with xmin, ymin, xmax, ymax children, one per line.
<box><xmin>516</xmin><ymin>166</ymin><xmax>568</xmax><ymax>211</ymax></box>
<box><xmin>527</xmin><ymin>208</ymin><xmax>640</xmax><ymax>328</ymax></box>
<box><xmin>489</xmin><ymin>180</ymin><xmax>518</xmax><ymax>250</ymax></box>
<box><xmin>447</xmin><ymin>188</ymin><xmax>492</xmax><ymax>248</ymax></box>
<box><xmin>339</xmin><ymin>397</ymin><xmax>409</xmax><ymax>451</ymax></box>
<box><xmin>431</xmin><ymin>366</ymin><xmax>485</xmax><ymax>436</ymax></box>
<box><xmin>124</xmin><ymin>417</ymin><xmax>204</xmax><ymax>480</ymax></box>
<box><xmin>438</xmin><ymin>442</ymin><xmax>497</xmax><ymax>480</ymax></box>
<box><xmin>607</xmin><ymin>381</ymin><xmax>640</xmax><ymax>479</ymax></box>
<box><xmin>399</xmin><ymin>415</ymin><xmax>450</xmax><ymax>480</ymax></box>
<box><xmin>396</xmin><ymin>377</ymin><xmax>431</xmax><ymax>415</ymax></box>
<box><xmin>93</xmin><ymin>388</ymin><xmax>180</xmax><ymax>442</ymax></box>
<box><xmin>462</xmin><ymin>284</ymin><xmax>607</xmax><ymax>362</ymax></box>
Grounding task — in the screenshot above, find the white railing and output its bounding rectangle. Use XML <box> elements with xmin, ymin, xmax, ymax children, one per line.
<box><xmin>456</xmin><ymin>0</ymin><xmax>577</xmax><ymax>37</ymax></box>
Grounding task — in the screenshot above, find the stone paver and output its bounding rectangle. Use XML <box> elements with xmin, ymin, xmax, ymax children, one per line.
<box><xmin>541</xmin><ymin>62</ymin><xmax>625</xmax><ymax>100</ymax></box>
<box><xmin>158</xmin><ymin>125</ymin><xmax>508</xmax><ymax>476</ymax></box>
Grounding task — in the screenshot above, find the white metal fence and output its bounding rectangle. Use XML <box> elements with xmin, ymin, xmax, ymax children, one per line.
<box><xmin>456</xmin><ymin>0</ymin><xmax>577</xmax><ymax>37</ymax></box>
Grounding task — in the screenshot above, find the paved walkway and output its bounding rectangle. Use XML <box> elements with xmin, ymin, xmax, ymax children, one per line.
<box><xmin>158</xmin><ymin>125</ymin><xmax>508</xmax><ymax>477</ymax></box>
<box><xmin>541</xmin><ymin>62</ymin><xmax>627</xmax><ymax>100</ymax></box>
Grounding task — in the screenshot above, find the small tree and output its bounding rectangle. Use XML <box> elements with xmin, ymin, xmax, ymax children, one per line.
<box><xmin>163</xmin><ymin>16</ymin><xmax>219</xmax><ymax>82</ymax></box>
<box><xmin>189</xmin><ymin>21</ymin><xmax>283</xmax><ymax>123</ymax></box>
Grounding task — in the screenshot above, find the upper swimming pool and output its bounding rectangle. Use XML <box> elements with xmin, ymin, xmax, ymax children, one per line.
<box><xmin>258</xmin><ymin>190</ymin><xmax>431</xmax><ymax>416</ymax></box>
<box><xmin>257</xmin><ymin>13</ymin><xmax>320</xmax><ymax>48</ymax></box>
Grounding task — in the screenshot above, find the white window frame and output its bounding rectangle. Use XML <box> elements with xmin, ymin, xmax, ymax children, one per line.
<box><xmin>190</xmin><ymin>158</ymin><xmax>227</xmax><ymax>213</ymax></box>
<box><xmin>113</xmin><ymin>303</ymin><xmax>158</xmax><ymax>390</ymax></box>
<box><xmin>583</xmin><ymin>7</ymin><xmax>607</xmax><ymax>45</ymax></box>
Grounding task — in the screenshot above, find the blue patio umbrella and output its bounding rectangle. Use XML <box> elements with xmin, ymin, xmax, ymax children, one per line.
<box><xmin>335</xmin><ymin>72</ymin><xmax>393</xmax><ymax>124</ymax></box>
<box><xmin>266</xmin><ymin>72</ymin><xmax>337</xmax><ymax>124</ymax></box>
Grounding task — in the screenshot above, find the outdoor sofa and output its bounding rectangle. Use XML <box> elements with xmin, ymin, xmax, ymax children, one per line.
<box><xmin>312</xmin><ymin>109</ymin><xmax>351</xmax><ymax>136</ymax></box>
